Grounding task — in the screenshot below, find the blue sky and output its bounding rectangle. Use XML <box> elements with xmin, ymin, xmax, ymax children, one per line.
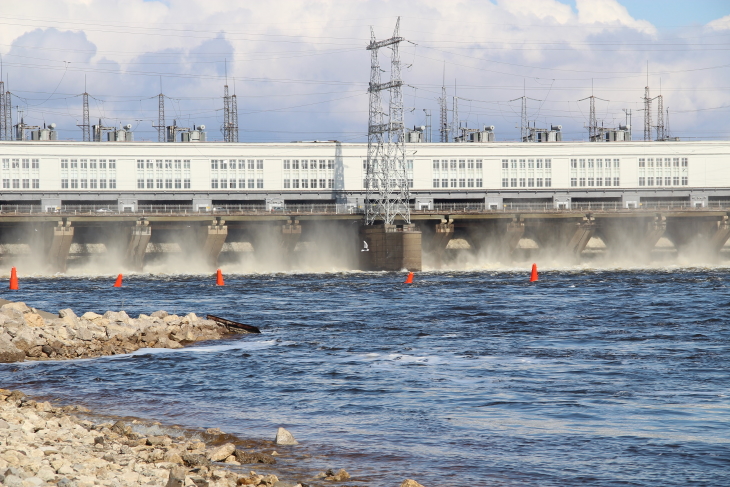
<box><xmin>569</xmin><ymin>0</ymin><xmax>730</xmax><ymax>26</ymax></box>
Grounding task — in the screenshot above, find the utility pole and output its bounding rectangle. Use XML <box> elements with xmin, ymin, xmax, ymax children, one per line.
<box><xmin>643</xmin><ymin>63</ymin><xmax>652</xmax><ymax>141</ymax></box>
<box><xmin>439</xmin><ymin>64</ymin><xmax>448</xmax><ymax>143</ymax></box>
<box><xmin>452</xmin><ymin>80</ymin><xmax>459</xmax><ymax>141</ymax></box>
<box><xmin>423</xmin><ymin>109</ymin><xmax>431</xmax><ymax>143</ymax></box>
<box><xmin>510</xmin><ymin>84</ymin><xmax>540</xmax><ymax>142</ymax></box>
<box><xmin>77</xmin><ymin>79</ymin><xmax>91</xmax><ymax>142</ymax></box>
<box><xmin>230</xmin><ymin>93</ymin><xmax>239</xmax><ymax>143</ymax></box>
<box><xmin>579</xmin><ymin>84</ymin><xmax>608</xmax><ymax>141</ymax></box>
<box><xmin>365</xmin><ymin>17</ymin><xmax>409</xmax><ymax>226</ymax></box>
<box><xmin>656</xmin><ymin>94</ymin><xmax>664</xmax><ymax>141</ymax></box>
<box><xmin>0</xmin><ymin>79</ymin><xmax>5</xmax><ymax>141</ymax></box>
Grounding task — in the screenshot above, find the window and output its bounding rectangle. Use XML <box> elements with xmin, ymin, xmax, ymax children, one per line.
<box><xmin>248</xmin><ymin>179</ymin><xmax>255</xmax><ymax>189</ymax></box>
<box><xmin>579</xmin><ymin>159</ymin><xmax>586</xmax><ymax>169</ymax></box>
<box><xmin>433</xmin><ymin>179</ymin><xmax>440</xmax><ymax>188</ymax></box>
<box><xmin>665</xmin><ymin>177</ymin><xmax>671</xmax><ymax>185</ymax></box>
<box><xmin>318</xmin><ymin>160</ymin><xmax>326</xmax><ymax>170</ymax></box>
<box><xmin>571</xmin><ymin>178</ymin><xmax>577</xmax><ymax>187</ymax></box>
<box><xmin>284</xmin><ymin>160</ymin><xmax>291</xmax><ymax>170</ymax></box>
<box><xmin>90</xmin><ymin>160</ymin><xmax>97</xmax><ymax>169</ymax></box>
<box><xmin>597</xmin><ymin>159</ymin><xmax>602</xmax><ymax>168</ymax></box>
<box><xmin>80</xmin><ymin>179</ymin><xmax>88</xmax><ymax>189</ymax></box>
<box><xmin>137</xmin><ymin>179</ymin><xmax>144</xmax><ymax>189</ymax></box>
<box><xmin>61</xmin><ymin>179</ymin><xmax>68</xmax><ymax>189</ymax></box>
<box><xmin>146</xmin><ymin>160</ymin><xmax>153</xmax><ymax>169</ymax></box>
<box><xmin>310</xmin><ymin>179</ymin><xmax>317</xmax><ymax>189</ymax></box>
<box><xmin>211</xmin><ymin>160</ymin><xmax>219</xmax><ymax>169</ymax></box>
<box><xmin>328</xmin><ymin>160</ymin><xmax>334</xmax><ymax>170</ymax></box>
<box><xmin>89</xmin><ymin>179</ymin><xmax>97</xmax><ymax>189</ymax></box>
<box><xmin>459</xmin><ymin>178</ymin><xmax>466</xmax><ymax>188</ymax></box>
<box><xmin>22</xmin><ymin>159</ymin><xmax>30</xmax><ymax>169</ymax></box>
<box><xmin>476</xmin><ymin>178</ymin><xmax>483</xmax><ymax>187</ymax></box>
<box><xmin>596</xmin><ymin>177</ymin><xmax>603</xmax><ymax>187</ymax></box>
<box><xmin>100</xmin><ymin>179</ymin><xmax>107</xmax><ymax>189</ymax></box>
<box><xmin>109</xmin><ymin>160</ymin><xmax>116</xmax><ymax>169</ymax></box>
<box><xmin>528</xmin><ymin>159</ymin><xmax>534</xmax><ymax>169</ymax></box>
<box><xmin>11</xmin><ymin>179</ymin><xmax>19</xmax><ymax>188</ymax></box>
<box><xmin>476</xmin><ymin>159</ymin><xmax>483</xmax><ymax>169</ymax></box>
<box><xmin>519</xmin><ymin>178</ymin><xmax>526</xmax><ymax>187</ymax></box>
<box><xmin>682</xmin><ymin>158</ymin><xmax>688</xmax><ymax>167</ymax></box>
<box><xmin>137</xmin><ymin>160</ymin><xmax>144</xmax><ymax>169</ymax></box>
<box><xmin>284</xmin><ymin>179</ymin><xmax>291</xmax><ymax>189</ymax></box>
<box><xmin>682</xmin><ymin>176</ymin><xmax>688</xmax><ymax>185</ymax></box>
<box><xmin>502</xmin><ymin>159</ymin><xmax>509</xmax><ymax>169</ymax></box>
<box><xmin>292</xmin><ymin>179</ymin><xmax>299</xmax><ymax>188</ymax></box>
<box><xmin>175</xmin><ymin>160</ymin><xmax>182</xmax><ymax>170</ymax></box>
<box><xmin>211</xmin><ymin>179</ymin><xmax>219</xmax><ymax>189</ymax></box>
<box><xmin>656</xmin><ymin>158</ymin><xmax>663</xmax><ymax>168</ymax></box>
<box><xmin>545</xmin><ymin>159</ymin><xmax>551</xmax><ymax>169</ymax></box>
<box><xmin>302</xmin><ymin>160</ymin><xmax>308</xmax><ymax>170</ymax></box>
<box><xmin>528</xmin><ymin>178</ymin><xmax>534</xmax><ymax>187</ymax></box>
<box><xmin>165</xmin><ymin>179</ymin><xmax>173</xmax><ymax>189</ymax></box>
<box><xmin>673</xmin><ymin>176</ymin><xmax>679</xmax><ymax>186</ymax></box>
<box><xmin>147</xmin><ymin>179</ymin><xmax>154</xmax><ymax>189</ymax></box>
<box><xmin>173</xmin><ymin>179</ymin><xmax>181</xmax><ymax>189</ymax></box>
<box><xmin>570</xmin><ymin>159</ymin><xmax>577</xmax><ymax>169</ymax></box>
<box><xmin>221</xmin><ymin>160</ymin><xmax>227</xmax><ymax>170</ymax></box>
<box><xmin>31</xmin><ymin>159</ymin><xmax>39</xmax><ymax>169</ymax></box>
<box><xmin>257</xmin><ymin>179</ymin><xmax>263</xmax><ymax>189</ymax></box>
<box><xmin>220</xmin><ymin>179</ymin><xmax>227</xmax><ymax>189</ymax></box>
<box><xmin>545</xmin><ymin>178</ymin><xmax>551</xmax><ymax>187</ymax></box>
<box><xmin>639</xmin><ymin>177</ymin><xmax>645</xmax><ymax>186</ymax></box>
<box><xmin>502</xmin><ymin>178</ymin><xmax>508</xmax><ymax>187</ymax></box>
<box><xmin>257</xmin><ymin>160</ymin><xmax>263</xmax><ymax>169</ymax></box>
<box><xmin>648</xmin><ymin>158</ymin><xmax>654</xmax><ymax>167</ymax></box>
<box><xmin>109</xmin><ymin>179</ymin><xmax>117</xmax><ymax>189</ymax></box>
<box><xmin>536</xmin><ymin>178</ymin><xmax>543</xmax><ymax>187</ymax></box>
<box><xmin>639</xmin><ymin>158</ymin><xmax>645</xmax><ymax>168</ymax></box>
<box><xmin>450</xmin><ymin>178</ymin><xmax>457</xmax><ymax>188</ymax></box>
<box><xmin>588</xmin><ymin>159</ymin><xmax>595</xmax><ymax>168</ymax></box>
<box><xmin>301</xmin><ymin>179</ymin><xmax>309</xmax><ymax>189</ymax></box>
<box><xmin>292</xmin><ymin>160</ymin><xmax>299</xmax><ymax>170</ymax></box>
<box><xmin>328</xmin><ymin>179</ymin><xmax>334</xmax><ymax>188</ymax></box>
<box><xmin>613</xmin><ymin>158</ymin><xmax>619</xmax><ymax>168</ymax></box>
<box><xmin>80</xmin><ymin>160</ymin><xmax>88</xmax><ymax>169</ymax></box>
<box><xmin>450</xmin><ymin>160</ymin><xmax>457</xmax><ymax>170</ymax></box>
<box><xmin>588</xmin><ymin>177</ymin><xmax>594</xmax><ymax>186</ymax></box>
<box><xmin>673</xmin><ymin>158</ymin><xmax>679</xmax><ymax>167</ymax></box>
<box><xmin>71</xmin><ymin>159</ymin><xmax>78</xmax><ymax>169</ymax></box>
<box><xmin>156</xmin><ymin>179</ymin><xmax>163</xmax><ymax>189</ymax></box>
<box><xmin>519</xmin><ymin>159</ymin><xmax>526</xmax><ymax>169</ymax></box>
<box><xmin>510</xmin><ymin>178</ymin><xmax>517</xmax><ymax>187</ymax></box>
<box><xmin>239</xmin><ymin>179</ymin><xmax>246</xmax><ymax>188</ymax></box>
<box><xmin>442</xmin><ymin>161</ymin><xmax>448</xmax><ymax>170</ymax></box>
<box><xmin>71</xmin><ymin>179</ymin><xmax>78</xmax><ymax>189</ymax></box>
<box><xmin>100</xmin><ymin>160</ymin><xmax>107</xmax><ymax>169</ymax></box>
<box><xmin>459</xmin><ymin>160</ymin><xmax>466</xmax><ymax>169</ymax></box>
<box><xmin>442</xmin><ymin>179</ymin><xmax>448</xmax><ymax>187</ymax></box>
<box><xmin>319</xmin><ymin>179</ymin><xmax>326</xmax><ymax>188</ymax></box>
<box><xmin>21</xmin><ymin>179</ymin><xmax>29</xmax><ymax>189</ymax></box>
<box><xmin>579</xmin><ymin>177</ymin><xmax>586</xmax><ymax>187</ymax></box>
<box><xmin>468</xmin><ymin>178</ymin><xmax>474</xmax><ymax>187</ymax></box>
<box><xmin>2</xmin><ymin>159</ymin><xmax>9</xmax><ymax>169</ymax></box>
<box><xmin>165</xmin><ymin>160</ymin><xmax>173</xmax><ymax>169</ymax></box>
<box><xmin>184</xmin><ymin>160</ymin><xmax>190</xmax><ymax>169</ymax></box>
<box><xmin>184</xmin><ymin>179</ymin><xmax>191</xmax><ymax>189</ymax></box>
<box><xmin>156</xmin><ymin>160</ymin><xmax>163</xmax><ymax>169</ymax></box>
<box><xmin>647</xmin><ymin>177</ymin><xmax>654</xmax><ymax>186</ymax></box>
<box><xmin>61</xmin><ymin>160</ymin><xmax>69</xmax><ymax>169</ymax></box>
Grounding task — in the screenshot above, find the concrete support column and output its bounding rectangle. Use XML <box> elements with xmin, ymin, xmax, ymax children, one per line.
<box><xmin>280</xmin><ymin>219</ymin><xmax>302</xmax><ymax>252</ymax></box>
<box><xmin>125</xmin><ymin>220</ymin><xmax>151</xmax><ymax>271</ymax></box>
<box><xmin>709</xmin><ymin>216</ymin><xmax>730</xmax><ymax>253</ymax></box>
<box><xmin>422</xmin><ymin>219</ymin><xmax>454</xmax><ymax>268</ymax></box>
<box><xmin>665</xmin><ymin>214</ymin><xmax>730</xmax><ymax>255</ymax></box>
<box><xmin>200</xmin><ymin>220</ymin><xmax>228</xmax><ymax>267</ymax></box>
<box><xmin>504</xmin><ymin>218</ymin><xmax>526</xmax><ymax>254</ymax></box>
<box><xmin>47</xmin><ymin>221</ymin><xmax>74</xmax><ymax>272</ymax></box>
<box><xmin>360</xmin><ymin>223</ymin><xmax>422</xmax><ymax>271</ymax></box>
<box><xmin>565</xmin><ymin>216</ymin><xmax>596</xmax><ymax>255</ymax></box>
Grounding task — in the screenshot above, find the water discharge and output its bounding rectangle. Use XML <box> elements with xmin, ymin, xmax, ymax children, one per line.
<box><xmin>0</xmin><ymin>270</ymin><xmax>728</xmax><ymax>486</ymax></box>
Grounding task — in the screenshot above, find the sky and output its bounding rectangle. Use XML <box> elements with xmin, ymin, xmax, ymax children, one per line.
<box><xmin>0</xmin><ymin>0</ymin><xmax>729</xmax><ymax>143</ymax></box>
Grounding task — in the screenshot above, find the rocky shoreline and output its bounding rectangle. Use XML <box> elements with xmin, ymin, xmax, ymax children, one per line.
<box><xmin>0</xmin><ymin>300</ymin><xmax>238</xmax><ymax>363</ymax></box>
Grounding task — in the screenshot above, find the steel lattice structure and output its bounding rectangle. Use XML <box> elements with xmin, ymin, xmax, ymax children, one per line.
<box><xmin>230</xmin><ymin>93</ymin><xmax>239</xmax><ymax>143</ymax></box>
<box><xmin>78</xmin><ymin>92</ymin><xmax>91</xmax><ymax>142</ymax></box>
<box><xmin>0</xmin><ymin>81</ymin><xmax>5</xmax><ymax>141</ymax></box>
<box><xmin>365</xmin><ymin>17</ymin><xmax>409</xmax><ymax>226</ymax></box>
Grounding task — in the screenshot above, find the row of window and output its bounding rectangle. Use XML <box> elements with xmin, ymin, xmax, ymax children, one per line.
<box><xmin>570</xmin><ymin>177</ymin><xmax>620</xmax><ymax>187</ymax></box>
<box><xmin>502</xmin><ymin>158</ymin><xmax>552</xmax><ymax>169</ymax></box>
<box><xmin>639</xmin><ymin>157</ymin><xmax>688</xmax><ymax>168</ymax></box>
<box><xmin>212</xmin><ymin>179</ymin><xmax>262</xmax><ymax>189</ymax></box>
<box><xmin>61</xmin><ymin>179</ymin><xmax>117</xmax><ymax>189</ymax></box>
<box><xmin>284</xmin><ymin>160</ymin><xmax>334</xmax><ymax>170</ymax></box>
<box><xmin>3</xmin><ymin>179</ymin><xmax>39</xmax><ymax>189</ymax></box>
<box><xmin>363</xmin><ymin>179</ymin><xmax>415</xmax><ymax>188</ymax></box>
<box><xmin>284</xmin><ymin>179</ymin><xmax>334</xmax><ymax>189</ymax></box>
<box><xmin>362</xmin><ymin>160</ymin><xmax>415</xmax><ymax>171</ymax></box>
<box><xmin>570</xmin><ymin>158</ymin><xmax>619</xmax><ymax>169</ymax></box>
<box><xmin>61</xmin><ymin>159</ymin><xmax>116</xmax><ymax>169</ymax></box>
<box><xmin>137</xmin><ymin>159</ymin><xmax>190</xmax><ymax>170</ymax></box>
<box><xmin>2</xmin><ymin>158</ymin><xmax>40</xmax><ymax>169</ymax></box>
<box><xmin>137</xmin><ymin>179</ymin><xmax>191</xmax><ymax>189</ymax></box>
<box><xmin>503</xmin><ymin>178</ymin><xmax>553</xmax><ymax>188</ymax></box>
<box><xmin>639</xmin><ymin>177</ymin><xmax>688</xmax><ymax>186</ymax></box>
<box><xmin>433</xmin><ymin>159</ymin><xmax>484</xmax><ymax>170</ymax></box>
<box><xmin>433</xmin><ymin>178</ymin><xmax>484</xmax><ymax>188</ymax></box>
<box><xmin>212</xmin><ymin>159</ymin><xmax>263</xmax><ymax>170</ymax></box>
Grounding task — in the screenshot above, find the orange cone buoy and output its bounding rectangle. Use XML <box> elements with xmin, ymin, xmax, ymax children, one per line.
<box><xmin>530</xmin><ymin>263</ymin><xmax>538</xmax><ymax>282</ymax></box>
<box><xmin>9</xmin><ymin>267</ymin><xmax>18</xmax><ymax>290</ymax></box>
<box><xmin>113</xmin><ymin>274</ymin><xmax>123</xmax><ymax>287</ymax></box>
<box><xmin>216</xmin><ymin>269</ymin><xmax>225</xmax><ymax>286</ymax></box>
<box><xmin>404</xmin><ymin>271</ymin><xmax>414</xmax><ymax>284</ymax></box>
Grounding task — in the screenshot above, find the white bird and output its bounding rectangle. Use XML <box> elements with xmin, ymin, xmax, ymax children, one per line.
<box><xmin>361</xmin><ymin>241</ymin><xmax>369</xmax><ymax>252</ymax></box>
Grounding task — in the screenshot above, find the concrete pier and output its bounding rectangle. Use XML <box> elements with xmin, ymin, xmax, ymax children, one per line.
<box><xmin>200</xmin><ymin>220</ymin><xmax>228</xmax><ymax>267</ymax></box>
<box><xmin>47</xmin><ymin>222</ymin><xmax>74</xmax><ymax>272</ymax></box>
<box><xmin>421</xmin><ymin>220</ymin><xmax>454</xmax><ymax>267</ymax></box>
<box><xmin>125</xmin><ymin>220</ymin><xmax>151</xmax><ymax>270</ymax></box>
<box><xmin>280</xmin><ymin>219</ymin><xmax>302</xmax><ymax>252</ymax></box>
<box><xmin>360</xmin><ymin>223</ymin><xmax>422</xmax><ymax>271</ymax></box>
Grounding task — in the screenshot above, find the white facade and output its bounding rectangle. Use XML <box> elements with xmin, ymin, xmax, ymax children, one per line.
<box><xmin>0</xmin><ymin>140</ymin><xmax>728</xmax><ymax>209</ymax></box>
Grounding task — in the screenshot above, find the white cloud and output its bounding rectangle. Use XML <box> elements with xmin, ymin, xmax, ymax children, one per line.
<box><xmin>707</xmin><ymin>14</ymin><xmax>730</xmax><ymax>31</ymax></box>
<box><xmin>0</xmin><ymin>0</ymin><xmax>726</xmax><ymax>142</ymax></box>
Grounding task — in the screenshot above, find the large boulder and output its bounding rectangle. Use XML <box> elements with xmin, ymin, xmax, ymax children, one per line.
<box><xmin>400</xmin><ymin>480</ymin><xmax>426</xmax><ymax>487</ymax></box>
<box><xmin>0</xmin><ymin>334</ymin><xmax>24</xmax><ymax>363</ymax></box>
<box><xmin>58</xmin><ymin>309</ymin><xmax>78</xmax><ymax>327</ymax></box>
<box><xmin>102</xmin><ymin>310</ymin><xmax>130</xmax><ymax>323</ymax></box>
<box><xmin>11</xmin><ymin>327</ymin><xmax>44</xmax><ymax>352</ymax></box>
<box><xmin>208</xmin><ymin>442</ymin><xmax>236</xmax><ymax>462</ymax></box>
<box><xmin>23</xmin><ymin>313</ymin><xmax>45</xmax><ymax>328</ymax></box>
<box><xmin>274</xmin><ymin>427</ymin><xmax>298</xmax><ymax>446</ymax></box>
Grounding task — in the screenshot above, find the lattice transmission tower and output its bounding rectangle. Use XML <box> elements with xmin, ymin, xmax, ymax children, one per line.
<box><xmin>77</xmin><ymin>91</ymin><xmax>91</xmax><ymax>142</ymax></box>
<box><xmin>223</xmin><ymin>83</ymin><xmax>231</xmax><ymax>142</ymax></box>
<box><xmin>655</xmin><ymin>94</ymin><xmax>665</xmax><ymax>141</ymax></box>
<box><xmin>0</xmin><ymin>80</ymin><xmax>5</xmax><ymax>141</ymax></box>
<box><xmin>230</xmin><ymin>93</ymin><xmax>239</xmax><ymax>142</ymax></box>
<box><xmin>3</xmin><ymin>91</ymin><xmax>10</xmax><ymax>141</ymax></box>
<box><xmin>365</xmin><ymin>17</ymin><xmax>409</xmax><ymax>226</ymax></box>
<box><xmin>156</xmin><ymin>93</ymin><xmax>166</xmax><ymax>142</ymax></box>
<box><xmin>438</xmin><ymin>66</ymin><xmax>448</xmax><ymax>142</ymax></box>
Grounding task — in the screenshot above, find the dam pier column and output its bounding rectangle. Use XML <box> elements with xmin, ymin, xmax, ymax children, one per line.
<box><xmin>464</xmin><ymin>217</ymin><xmax>524</xmax><ymax>258</ymax></box>
<box><xmin>200</xmin><ymin>219</ymin><xmax>228</xmax><ymax>267</ymax></box>
<box><xmin>360</xmin><ymin>223</ymin><xmax>422</xmax><ymax>271</ymax></box>
<box><xmin>48</xmin><ymin>220</ymin><xmax>74</xmax><ymax>272</ymax></box>
<box><xmin>280</xmin><ymin>219</ymin><xmax>302</xmax><ymax>253</ymax></box>
<box><xmin>125</xmin><ymin>219</ymin><xmax>151</xmax><ymax>271</ymax></box>
<box><xmin>597</xmin><ymin>214</ymin><xmax>666</xmax><ymax>257</ymax></box>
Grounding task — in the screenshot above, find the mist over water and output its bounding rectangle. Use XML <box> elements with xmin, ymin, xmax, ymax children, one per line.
<box><xmin>0</xmin><ymin>269</ymin><xmax>728</xmax><ymax>486</ymax></box>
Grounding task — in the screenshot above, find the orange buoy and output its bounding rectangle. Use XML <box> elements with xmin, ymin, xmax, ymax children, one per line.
<box><xmin>216</xmin><ymin>269</ymin><xmax>225</xmax><ymax>286</ymax></box>
<box><xmin>404</xmin><ymin>271</ymin><xmax>414</xmax><ymax>284</ymax></box>
<box><xmin>530</xmin><ymin>263</ymin><xmax>538</xmax><ymax>282</ymax></box>
<box><xmin>113</xmin><ymin>274</ymin><xmax>123</xmax><ymax>287</ymax></box>
<box><xmin>9</xmin><ymin>267</ymin><xmax>18</xmax><ymax>290</ymax></box>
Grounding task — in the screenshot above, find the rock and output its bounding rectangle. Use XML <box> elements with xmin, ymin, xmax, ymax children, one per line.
<box><xmin>233</xmin><ymin>450</ymin><xmax>276</xmax><ymax>465</ymax></box>
<box><xmin>274</xmin><ymin>427</ymin><xmax>298</xmax><ymax>446</ymax></box>
<box><xmin>24</xmin><ymin>313</ymin><xmax>45</xmax><ymax>328</ymax></box>
<box><xmin>165</xmin><ymin>465</ymin><xmax>187</xmax><ymax>487</ymax></box>
<box><xmin>81</xmin><ymin>312</ymin><xmax>102</xmax><ymax>321</ymax></box>
<box><xmin>399</xmin><ymin>480</ymin><xmax>426</xmax><ymax>487</ymax></box>
<box><xmin>208</xmin><ymin>442</ymin><xmax>236</xmax><ymax>462</ymax></box>
<box><xmin>182</xmin><ymin>453</ymin><xmax>210</xmax><ymax>467</ymax></box>
<box><xmin>110</xmin><ymin>420</ymin><xmax>131</xmax><ymax>436</ymax></box>
<box><xmin>273</xmin><ymin>482</ymin><xmax>300</xmax><ymax>487</ymax></box>
<box><xmin>0</xmin><ymin>334</ymin><xmax>25</xmax><ymax>363</ymax></box>
<box><xmin>103</xmin><ymin>310</ymin><xmax>130</xmax><ymax>323</ymax></box>
<box><xmin>151</xmin><ymin>310</ymin><xmax>168</xmax><ymax>319</ymax></box>
<box><xmin>58</xmin><ymin>308</ymin><xmax>78</xmax><ymax>323</ymax></box>
<box><xmin>324</xmin><ymin>469</ymin><xmax>350</xmax><ymax>481</ymax></box>
<box><xmin>2</xmin><ymin>302</ymin><xmax>31</xmax><ymax>314</ymax></box>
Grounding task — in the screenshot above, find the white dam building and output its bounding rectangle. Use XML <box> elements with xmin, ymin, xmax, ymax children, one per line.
<box><xmin>0</xmin><ymin>139</ymin><xmax>726</xmax><ymax>211</ymax></box>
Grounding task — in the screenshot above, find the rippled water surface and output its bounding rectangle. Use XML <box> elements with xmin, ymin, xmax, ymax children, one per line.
<box><xmin>1</xmin><ymin>269</ymin><xmax>729</xmax><ymax>486</ymax></box>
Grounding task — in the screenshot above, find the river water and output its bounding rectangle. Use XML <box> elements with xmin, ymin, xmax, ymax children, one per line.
<box><xmin>1</xmin><ymin>268</ymin><xmax>729</xmax><ymax>486</ymax></box>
